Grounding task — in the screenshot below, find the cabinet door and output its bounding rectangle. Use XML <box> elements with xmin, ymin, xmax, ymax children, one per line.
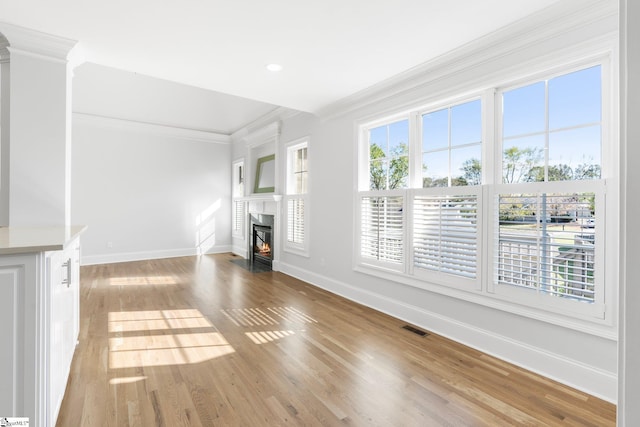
<box><xmin>0</xmin><ymin>253</ymin><xmax>39</xmax><ymax>421</ymax></box>
<box><xmin>0</xmin><ymin>262</ymin><xmax>26</xmax><ymax>415</ymax></box>
<box><xmin>48</xmin><ymin>250</ymin><xmax>75</xmax><ymax>424</ymax></box>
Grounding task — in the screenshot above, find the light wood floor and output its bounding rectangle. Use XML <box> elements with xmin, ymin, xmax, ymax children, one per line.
<box><xmin>56</xmin><ymin>253</ymin><xmax>615</xmax><ymax>426</ymax></box>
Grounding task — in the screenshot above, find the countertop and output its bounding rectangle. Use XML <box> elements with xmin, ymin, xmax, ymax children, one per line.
<box><xmin>0</xmin><ymin>225</ymin><xmax>87</xmax><ymax>255</ymax></box>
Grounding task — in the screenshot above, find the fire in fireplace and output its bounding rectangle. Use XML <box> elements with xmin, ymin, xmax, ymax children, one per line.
<box><xmin>252</xmin><ymin>224</ymin><xmax>273</xmax><ymax>267</ymax></box>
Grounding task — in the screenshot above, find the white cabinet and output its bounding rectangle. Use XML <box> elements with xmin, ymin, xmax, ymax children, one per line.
<box><xmin>0</xmin><ymin>227</ymin><xmax>84</xmax><ymax>427</ymax></box>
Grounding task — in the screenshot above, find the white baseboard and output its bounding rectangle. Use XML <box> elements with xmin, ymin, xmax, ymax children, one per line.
<box><xmin>81</xmin><ymin>245</ymin><xmax>232</xmax><ymax>266</ymax></box>
<box><xmin>278</xmin><ymin>261</ymin><xmax>617</xmax><ymax>404</ymax></box>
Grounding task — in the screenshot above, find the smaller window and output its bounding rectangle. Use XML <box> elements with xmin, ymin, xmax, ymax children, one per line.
<box><xmin>231</xmin><ymin>160</ymin><xmax>245</xmax><ymax>239</ymax></box>
<box><xmin>285</xmin><ymin>139</ymin><xmax>309</xmax><ymax>255</ymax></box>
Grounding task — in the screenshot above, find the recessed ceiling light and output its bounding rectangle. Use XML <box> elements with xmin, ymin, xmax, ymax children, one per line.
<box><xmin>266</xmin><ymin>63</ymin><xmax>283</xmax><ymax>72</ymax></box>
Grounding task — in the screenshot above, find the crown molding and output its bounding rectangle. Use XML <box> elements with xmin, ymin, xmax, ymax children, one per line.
<box><xmin>0</xmin><ymin>22</ymin><xmax>78</xmax><ymax>62</ymax></box>
<box><xmin>241</xmin><ymin>121</ymin><xmax>281</xmax><ymax>148</ymax></box>
<box><xmin>231</xmin><ymin>106</ymin><xmax>302</xmax><ymax>142</ymax></box>
<box><xmin>317</xmin><ymin>0</ymin><xmax>618</xmax><ymax>119</ymax></box>
<box><xmin>73</xmin><ymin>112</ymin><xmax>231</xmax><ymax>144</ymax></box>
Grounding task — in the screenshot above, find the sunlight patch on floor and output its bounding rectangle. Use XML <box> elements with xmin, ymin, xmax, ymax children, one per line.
<box><xmin>221</xmin><ymin>306</ymin><xmax>318</xmax><ymax>327</ymax></box>
<box><xmin>108</xmin><ymin>275</ymin><xmax>178</xmax><ymax>286</ymax></box>
<box><xmin>245</xmin><ymin>330</ymin><xmax>296</xmax><ymax>344</ymax></box>
<box><xmin>108</xmin><ymin>308</ymin><xmax>234</xmax><ymax>369</ymax></box>
<box><xmin>109</xmin><ymin>376</ymin><xmax>147</xmax><ymax>385</ymax></box>
<box><xmin>108</xmin><ymin>309</ymin><xmax>213</xmax><ymax>333</ymax></box>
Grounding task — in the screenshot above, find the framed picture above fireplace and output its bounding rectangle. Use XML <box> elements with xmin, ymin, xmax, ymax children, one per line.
<box><xmin>254</xmin><ymin>154</ymin><xmax>275</xmax><ymax>193</ymax></box>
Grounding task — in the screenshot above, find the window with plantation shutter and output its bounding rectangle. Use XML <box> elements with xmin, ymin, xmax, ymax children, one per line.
<box><xmin>231</xmin><ymin>160</ymin><xmax>245</xmax><ymax>238</ymax></box>
<box><xmin>285</xmin><ymin>138</ymin><xmax>309</xmax><ymax>255</ymax></box>
<box><xmin>491</xmin><ymin>65</ymin><xmax>606</xmax><ymax>318</ymax></box>
<box><xmin>359</xmin><ymin>194</ymin><xmax>404</xmax><ymax>267</ymax></box>
<box><xmin>355</xmin><ymin>59</ymin><xmax>614</xmax><ymax>324</ymax></box>
<box><xmin>413</xmin><ymin>190</ymin><xmax>479</xmax><ymax>282</ymax></box>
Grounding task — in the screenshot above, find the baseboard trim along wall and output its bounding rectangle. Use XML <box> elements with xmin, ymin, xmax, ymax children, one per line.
<box><xmin>278</xmin><ymin>261</ymin><xmax>617</xmax><ymax>404</ymax></box>
<box><xmin>81</xmin><ymin>245</ymin><xmax>232</xmax><ymax>266</ymax></box>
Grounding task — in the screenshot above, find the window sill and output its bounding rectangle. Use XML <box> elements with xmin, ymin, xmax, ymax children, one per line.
<box><xmin>353</xmin><ymin>263</ymin><xmax>616</xmax><ymax>340</ymax></box>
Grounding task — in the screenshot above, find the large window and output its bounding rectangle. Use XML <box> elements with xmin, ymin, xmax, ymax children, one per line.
<box><xmin>356</xmin><ymin>61</ymin><xmax>610</xmax><ymax>322</ymax></box>
<box><xmin>284</xmin><ymin>138</ymin><xmax>309</xmax><ymax>255</ymax></box>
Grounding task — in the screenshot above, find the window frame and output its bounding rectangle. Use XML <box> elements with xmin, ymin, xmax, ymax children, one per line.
<box><xmin>231</xmin><ymin>159</ymin><xmax>245</xmax><ymax>239</ymax></box>
<box><xmin>489</xmin><ymin>59</ymin><xmax>611</xmax><ymax>320</ymax></box>
<box><xmin>283</xmin><ymin>137</ymin><xmax>310</xmax><ymax>257</ymax></box>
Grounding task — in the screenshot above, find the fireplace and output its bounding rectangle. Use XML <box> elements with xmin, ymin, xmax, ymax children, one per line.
<box><xmin>250</xmin><ymin>214</ymin><xmax>274</xmax><ymax>269</ymax></box>
<box><xmin>252</xmin><ymin>224</ymin><xmax>273</xmax><ymax>266</ymax></box>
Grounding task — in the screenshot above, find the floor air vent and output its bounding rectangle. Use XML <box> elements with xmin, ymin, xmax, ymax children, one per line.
<box><xmin>402</xmin><ymin>325</ymin><xmax>429</xmax><ymax>337</ymax></box>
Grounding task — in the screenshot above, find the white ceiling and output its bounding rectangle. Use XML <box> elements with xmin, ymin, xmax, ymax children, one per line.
<box><xmin>1</xmin><ymin>0</ymin><xmax>564</xmax><ymax>118</ymax></box>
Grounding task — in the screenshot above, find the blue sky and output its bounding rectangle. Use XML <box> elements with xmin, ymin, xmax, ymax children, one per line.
<box><xmin>370</xmin><ymin>65</ymin><xmax>602</xmax><ymax>186</ymax></box>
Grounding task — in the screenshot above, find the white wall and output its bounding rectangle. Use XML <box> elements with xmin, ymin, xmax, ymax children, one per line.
<box><xmin>71</xmin><ymin>65</ymin><xmax>233</xmax><ymax>265</ymax></box>
<box><xmin>270</xmin><ymin>2</ymin><xmax>619</xmax><ymax>402</ymax></box>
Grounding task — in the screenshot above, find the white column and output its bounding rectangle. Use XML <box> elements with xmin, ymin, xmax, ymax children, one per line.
<box><xmin>0</xmin><ymin>23</ymin><xmax>78</xmax><ymax>227</ymax></box>
<box><xmin>619</xmin><ymin>0</ymin><xmax>640</xmax><ymax>425</ymax></box>
<box><xmin>0</xmin><ymin>41</ymin><xmax>10</xmax><ymax>225</ymax></box>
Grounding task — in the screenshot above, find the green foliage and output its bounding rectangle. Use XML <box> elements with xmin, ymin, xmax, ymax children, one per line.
<box><xmin>527</xmin><ymin>164</ymin><xmax>574</xmax><ymax>182</ymax></box>
<box><xmin>574</xmin><ymin>163</ymin><xmax>601</xmax><ymax>180</ymax></box>
<box><xmin>369</xmin><ymin>143</ymin><xmax>386</xmax><ymax>190</ymax></box>
<box><xmin>369</xmin><ymin>143</ymin><xmax>409</xmax><ymax>190</ymax></box>
<box><xmin>371</xmin><ymin>144</ymin><xmax>600</xmax><ymax>190</ymax></box>
<box><xmin>499</xmin><ymin>197</ymin><xmax>532</xmax><ymax>222</ymax></box>
<box><xmin>461</xmin><ymin>158</ymin><xmax>481</xmax><ymax>185</ymax></box>
<box><xmin>389</xmin><ymin>144</ymin><xmax>409</xmax><ymax>189</ymax></box>
<box><xmin>503</xmin><ymin>146</ymin><xmax>544</xmax><ymax>183</ymax></box>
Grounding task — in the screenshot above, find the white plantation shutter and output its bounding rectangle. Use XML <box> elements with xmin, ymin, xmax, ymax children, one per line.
<box><xmin>287</xmin><ymin>197</ymin><xmax>305</xmax><ymax>244</ymax></box>
<box><xmin>413</xmin><ymin>192</ymin><xmax>479</xmax><ymax>279</ymax></box>
<box><xmin>232</xmin><ymin>200</ymin><xmax>244</xmax><ymax>236</ymax></box>
<box><xmin>360</xmin><ymin>195</ymin><xmax>404</xmax><ymax>265</ymax></box>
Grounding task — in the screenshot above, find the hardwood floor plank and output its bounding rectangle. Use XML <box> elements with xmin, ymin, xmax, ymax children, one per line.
<box><xmin>56</xmin><ymin>254</ymin><xmax>615</xmax><ymax>426</ymax></box>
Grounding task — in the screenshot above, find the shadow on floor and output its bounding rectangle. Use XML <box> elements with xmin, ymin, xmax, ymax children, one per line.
<box><xmin>229</xmin><ymin>258</ymin><xmax>272</xmax><ymax>273</ymax></box>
